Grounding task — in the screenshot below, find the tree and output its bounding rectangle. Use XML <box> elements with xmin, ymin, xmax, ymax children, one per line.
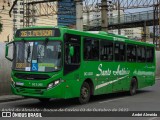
<box><xmin>0</xmin><ymin>23</ymin><xmax>2</xmax><ymax>33</ymax></box>
<box><xmin>0</xmin><ymin>16</ymin><xmax>3</xmax><ymax>33</ymax></box>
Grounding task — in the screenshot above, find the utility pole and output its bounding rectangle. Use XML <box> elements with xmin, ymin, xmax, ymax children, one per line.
<box><xmin>153</xmin><ymin>5</ymin><xmax>156</xmax><ymax>45</ymax></box>
<box><xmin>158</xmin><ymin>0</ymin><xmax>160</xmax><ymax>49</ymax></box>
<box><xmin>142</xmin><ymin>21</ymin><xmax>147</xmax><ymax>42</ymax></box>
<box><xmin>74</xmin><ymin>0</ymin><xmax>83</xmax><ymax>31</ymax></box>
<box><xmin>118</xmin><ymin>0</ymin><xmax>121</xmax><ymax>34</ymax></box>
<box><xmin>101</xmin><ymin>0</ymin><xmax>108</xmax><ymax>32</ymax></box>
<box><xmin>87</xmin><ymin>10</ymin><xmax>90</xmax><ymax>27</ymax></box>
<box><xmin>13</xmin><ymin>11</ymin><xmax>15</xmax><ymax>35</ymax></box>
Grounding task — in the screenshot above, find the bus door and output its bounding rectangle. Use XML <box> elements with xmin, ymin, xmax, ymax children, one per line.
<box><xmin>64</xmin><ymin>33</ymin><xmax>81</xmax><ymax>93</ymax></box>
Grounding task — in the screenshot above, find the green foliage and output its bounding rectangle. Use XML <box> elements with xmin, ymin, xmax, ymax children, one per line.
<box><xmin>0</xmin><ymin>16</ymin><xmax>2</xmax><ymax>33</ymax></box>
<box><xmin>0</xmin><ymin>23</ymin><xmax>2</xmax><ymax>33</ymax></box>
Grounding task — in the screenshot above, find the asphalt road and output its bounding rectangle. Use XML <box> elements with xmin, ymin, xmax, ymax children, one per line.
<box><xmin>0</xmin><ymin>80</ymin><xmax>160</xmax><ymax>120</ymax></box>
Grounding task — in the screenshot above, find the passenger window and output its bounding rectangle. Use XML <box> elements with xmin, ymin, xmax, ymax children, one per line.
<box><xmin>127</xmin><ymin>45</ymin><xmax>136</xmax><ymax>62</ymax></box>
<box><xmin>137</xmin><ymin>46</ymin><xmax>146</xmax><ymax>62</ymax></box>
<box><xmin>114</xmin><ymin>42</ymin><xmax>125</xmax><ymax>61</ymax></box>
<box><xmin>100</xmin><ymin>40</ymin><xmax>113</xmax><ymax>61</ymax></box>
<box><xmin>84</xmin><ymin>37</ymin><xmax>99</xmax><ymax>60</ymax></box>
<box><xmin>146</xmin><ymin>47</ymin><xmax>154</xmax><ymax>63</ymax></box>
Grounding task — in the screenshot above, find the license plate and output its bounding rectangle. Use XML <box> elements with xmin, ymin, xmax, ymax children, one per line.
<box><xmin>16</xmin><ymin>82</ymin><xmax>24</xmax><ymax>86</ymax></box>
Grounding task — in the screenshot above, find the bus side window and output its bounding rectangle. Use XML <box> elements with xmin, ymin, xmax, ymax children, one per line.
<box><xmin>100</xmin><ymin>40</ymin><xmax>113</xmax><ymax>61</ymax></box>
<box><xmin>146</xmin><ymin>47</ymin><xmax>154</xmax><ymax>63</ymax></box>
<box><xmin>141</xmin><ymin>47</ymin><xmax>146</xmax><ymax>62</ymax></box>
<box><xmin>84</xmin><ymin>38</ymin><xmax>99</xmax><ymax>60</ymax></box>
<box><xmin>114</xmin><ymin>42</ymin><xmax>125</xmax><ymax>61</ymax></box>
<box><xmin>137</xmin><ymin>46</ymin><xmax>145</xmax><ymax>62</ymax></box>
<box><xmin>127</xmin><ymin>44</ymin><xmax>136</xmax><ymax>62</ymax></box>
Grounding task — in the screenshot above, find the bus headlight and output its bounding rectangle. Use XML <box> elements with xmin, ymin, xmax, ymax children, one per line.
<box><xmin>47</xmin><ymin>79</ymin><xmax>61</xmax><ymax>90</ymax></box>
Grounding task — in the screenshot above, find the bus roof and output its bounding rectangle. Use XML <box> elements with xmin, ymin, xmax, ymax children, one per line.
<box><xmin>17</xmin><ymin>26</ymin><xmax>155</xmax><ymax>47</ymax></box>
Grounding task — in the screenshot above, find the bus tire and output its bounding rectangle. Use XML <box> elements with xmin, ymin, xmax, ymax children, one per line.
<box><xmin>38</xmin><ymin>98</ymin><xmax>50</xmax><ymax>103</ymax></box>
<box><xmin>78</xmin><ymin>82</ymin><xmax>91</xmax><ymax>104</ymax></box>
<box><xmin>129</xmin><ymin>78</ymin><xmax>137</xmax><ymax>96</ymax></box>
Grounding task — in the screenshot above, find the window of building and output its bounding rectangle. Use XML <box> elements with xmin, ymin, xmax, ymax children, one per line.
<box><xmin>20</xmin><ymin>11</ymin><xmax>24</xmax><ymax>14</ymax></box>
<box><xmin>114</xmin><ymin>42</ymin><xmax>125</xmax><ymax>61</ymax></box>
<box><xmin>127</xmin><ymin>44</ymin><xmax>136</xmax><ymax>62</ymax></box>
<box><xmin>13</xmin><ymin>19</ymin><xmax>17</xmax><ymax>22</ymax></box>
<box><xmin>20</xmin><ymin>19</ymin><xmax>23</xmax><ymax>22</ymax></box>
<box><xmin>100</xmin><ymin>40</ymin><xmax>113</xmax><ymax>61</ymax></box>
<box><xmin>84</xmin><ymin>37</ymin><xmax>99</xmax><ymax>60</ymax></box>
<box><xmin>13</xmin><ymin>11</ymin><xmax>17</xmax><ymax>14</ymax></box>
<box><xmin>13</xmin><ymin>8</ymin><xmax>18</xmax><ymax>10</ymax></box>
<box><xmin>20</xmin><ymin>2</ymin><xmax>23</xmax><ymax>5</ymax></box>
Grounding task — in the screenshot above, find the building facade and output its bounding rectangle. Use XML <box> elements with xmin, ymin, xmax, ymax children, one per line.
<box><xmin>83</xmin><ymin>8</ymin><xmax>145</xmax><ymax>40</ymax></box>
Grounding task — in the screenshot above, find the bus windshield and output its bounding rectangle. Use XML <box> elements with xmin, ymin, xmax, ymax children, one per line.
<box><xmin>13</xmin><ymin>41</ymin><xmax>62</xmax><ymax>72</ymax></box>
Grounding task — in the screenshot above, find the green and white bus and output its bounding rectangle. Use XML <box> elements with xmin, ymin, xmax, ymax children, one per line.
<box><xmin>5</xmin><ymin>26</ymin><xmax>156</xmax><ymax>104</ymax></box>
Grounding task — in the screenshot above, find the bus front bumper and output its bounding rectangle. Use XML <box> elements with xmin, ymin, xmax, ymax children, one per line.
<box><xmin>11</xmin><ymin>84</ymin><xmax>65</xmax><ymax>99</ymax></box>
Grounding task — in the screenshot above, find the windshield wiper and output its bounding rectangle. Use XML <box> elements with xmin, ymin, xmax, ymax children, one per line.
<box><xmin>37</xmin><ymin>38</ymin><xmax>49</xmax><ymax>59</ymax></box>
<box><xmin>26</xmin><ymin>44</ymin><xmax>31</xmax><ymax>63</ymax></box>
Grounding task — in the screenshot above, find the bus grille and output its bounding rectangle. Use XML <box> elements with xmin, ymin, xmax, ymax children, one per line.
<box><xmin>16</xmin><ymin>87</ymin><xmax>44</xmax><ymax>94</ymax></box>
<box><xmin>14</xmin><ymin>73</ymin><xmax>50</xmax><ymax>80</ymax></box>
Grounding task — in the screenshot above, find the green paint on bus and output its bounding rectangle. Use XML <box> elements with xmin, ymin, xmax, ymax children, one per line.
<box><xmin>5</xmin><ymin>26</ymin><xmax>156</xmax><ymax>104</ymax></box>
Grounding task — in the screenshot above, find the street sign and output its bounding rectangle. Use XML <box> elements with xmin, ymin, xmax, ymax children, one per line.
<box><xmin>57</xmin><ymin>0</ymin><xmax>76</xmax><ymax>26</ymax></box>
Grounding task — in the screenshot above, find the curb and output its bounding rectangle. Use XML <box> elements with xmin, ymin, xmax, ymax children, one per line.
<box><xmin>0</xmin><ymin>96</ymin><xmax>26</xmax><ymax>103</ymax></box>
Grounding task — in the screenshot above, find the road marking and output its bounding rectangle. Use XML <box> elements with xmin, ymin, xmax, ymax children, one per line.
<box><xmin>148</xmin><ymin>117</ymin><xmax>158</xmax><ymax>120</ymax></box>
<box><xmin>99</xmin><ymin>97</ymin><xmax>129</xmax><ymax>104</ymax></box>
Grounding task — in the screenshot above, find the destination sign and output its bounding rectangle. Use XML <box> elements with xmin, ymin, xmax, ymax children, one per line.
<box><xmin>15</xmin><ymin>29</ymin><xmax>60</xmax><ymax>37</ymax></box>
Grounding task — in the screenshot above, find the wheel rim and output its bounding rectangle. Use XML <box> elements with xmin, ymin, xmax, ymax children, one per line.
<box><xmin>81</xmin><ymin>87</ymin><xmax>89</xmax><ymax>100</ymax></box>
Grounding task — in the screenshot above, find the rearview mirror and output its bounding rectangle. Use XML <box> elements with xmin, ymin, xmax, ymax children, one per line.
<box><xmin>5</xmin><ymin>45</ymin><xmax>8</xmax><ymax>57</ymax></box>
<box><xmin>5</xmin><ymin>41</ymin><xmax>14</xmax><ymax>61</ymax></box>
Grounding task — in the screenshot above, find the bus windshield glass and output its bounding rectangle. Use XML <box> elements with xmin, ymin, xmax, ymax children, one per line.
<box><xmin>13</xmin><ymin>41</ymin><xmax>62</xmax><ymax>72</ymax></box>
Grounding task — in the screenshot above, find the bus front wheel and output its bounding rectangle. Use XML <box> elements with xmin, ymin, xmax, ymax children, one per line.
<box><xmin>129</xmin><ymin>78</ymin><xmax>137</xmax><ymax>96</ymax></box>
<box><xmin>78</xmin><ymin>82</ymin><xmax>91</xmax><ymax>104</ymax></box>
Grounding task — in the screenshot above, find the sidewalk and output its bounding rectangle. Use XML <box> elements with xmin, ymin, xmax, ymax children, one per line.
<box><xmin>0</xmin><ymin>95</ymin><xmax>26</xmax><ymax>103</ymax></box>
